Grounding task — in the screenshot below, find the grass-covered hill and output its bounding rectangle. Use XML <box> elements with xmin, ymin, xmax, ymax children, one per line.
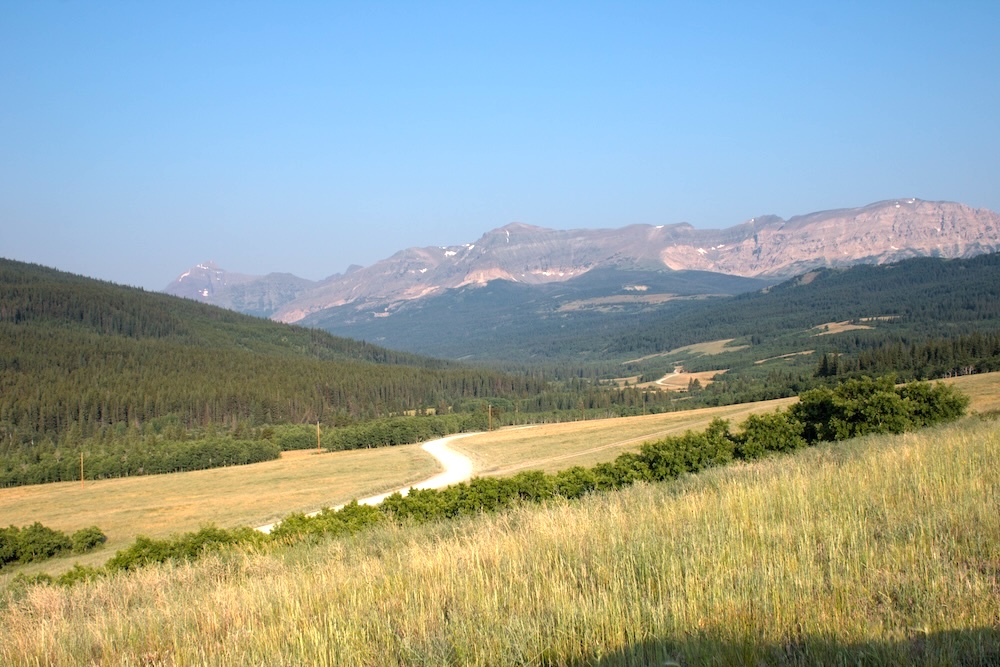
<box><xmin>2</xmin><ymin>392</ymin><xmax>995</xmax><ymax>665</ymax></box>
<box><xmin>0</xmin><ymin>259</ymin><xmax>547</xmax><ymax>484</ymax></box>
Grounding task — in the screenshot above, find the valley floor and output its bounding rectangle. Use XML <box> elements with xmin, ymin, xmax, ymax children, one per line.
<box><xmin>3</xmin><ymin>372</ymin><xmax>997</xmax><ymax>581</ymax></box>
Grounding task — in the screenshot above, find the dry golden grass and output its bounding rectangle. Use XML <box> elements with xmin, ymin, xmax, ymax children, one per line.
<box><xmin>644</xmin><ymin>367</ymin><xmax>727</xmax><ymax>390</ymax></box>
<box><xmin>755</xmin><ymin>349</ymin><xmax>815</xmax><ymax>364</ymax></box>
<box><xmin>556</xmin><ymin>292</ymin><xmax>682</xmax><ymax>311</ymax></box>
<box><xmin>3</xmin><ymin>373</ymin><xmax>996</xmax><ymax>579</ymax></box>
<box><xmin>454</xmin><ymin>396</ymin><xmax>799</xmax><ymax>475</ymax></box>
<box><xmin>940</xmin><ymin>372</ymin><xmax>1000</xmax><ymax>413</ymax></box>
<box><xmin>622</xmin><ymin>337</ymin><xmax>748</xmax><ymax>363</ymax></box>
<box><xmin>0</xmin><ymin>444</ymin><xmax>438</xmax><ymax>573</ymax></box>
<box><xmin>2</xmin><ymin>416</ymin><xmax>996</xmax><ymax>665</ymax></box>
<box><xmin>812</xmin><ymin>320</ymin><xmax>873</xmax><ymax>335</ymax></box>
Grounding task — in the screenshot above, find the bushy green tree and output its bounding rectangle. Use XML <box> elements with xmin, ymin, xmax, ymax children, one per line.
<box><xmin>736</xmin><ymin>410</ymin><xmax>806</xmax><ymax>459</ymax></box>
<box><xmin>897</xmin><ymin>381</ymin><xmax>970</xmax><ymax>426</ymax></box>
<box><xmin>790</xmin><ymin>376</ymin><xmax>967</xmax><ymax>444</ymax></box>
<box><xmin>70</xmin><ymin>526</ymin><xmax>107</xmax><ymax>554</ymax></box>
<box><xmin>16</xmin><ymin>522</ymin><xmax>72</xmax><ymax>563</ymax></box>
<box><xmin>552</xmin><ymin>466</ymin><xmax>599</xmax><ymax>499</ymax></box>
<box><xmin>0</xmin><ymin>526</ymin><xmax>20</xmax><ymax>566</ymax></box>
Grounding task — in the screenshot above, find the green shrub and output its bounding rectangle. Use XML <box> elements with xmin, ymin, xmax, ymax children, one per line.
<box><xmin>790</xmin><ymin>376</ymin><xmax>969</xmax><ymax>444</ymax></box>
<box><xmin>0</xmin><ymin>526</ymin><xmax>19</xmax><ymax>566</ymax></box>
<box><xmin>269</xmin><ymin>503</ymin><xmax>384</xmax><ymax>539</ymax></box>
<box><xmin>56</xmin><ymin>564</ymin><xmax>103</xmax><ymax>586</ymax></box>
<box><xmin>552</xmin><ymin>466</ymin><xmax>598</xmax><ymax>499</ymax></box>
<box><xmin>898</xmin><ymin>381</ymin><xmax>970</xmax><ymax>426</ymax></box>
<box><xmin>70</xmin><ymin>526</ymin><xmax>107</xmax><ymax>554</ymax></box>
<box><xmin>381</xmin><ymin>488</ymin><xmax>447</xmax><ymax>523</ymax></box>
<box><xmin>273</xmin><ymin>424</ymin><xmax>318</xmax><ymax>451</ymax></box>
<box><xmin>105</xmin><ymin>535</ymin><xmax>172</xmax><ymax>572</ymax></box>
<box><xmin>737</xmin><ymin>411</ymin><xmax>806</xmax><ymax>459</ymax></box>
<box><xmin>508</xmin><ymin>470</ymin><xmax>556</xmax><ymax>502</ymax></box>
<box><xmin>16</xmin><ymin>522</ymin><xmax>72</xmax><ymax>563</ymax></box>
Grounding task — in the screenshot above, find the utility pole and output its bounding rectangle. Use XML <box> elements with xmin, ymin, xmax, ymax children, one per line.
<box><xmin>316</xmin><ymin>420</ymin><xmax>321</xmax><ymax>452</ymax></box>
<box><xmin>488</xmin><ymin>404</ymin><xmax>492</xmax><ymax>431</ymax></box>
<box><xmin>80</xmin><ymin>451</ymin><xmax>84</xmax><ymax>488</ymax></box>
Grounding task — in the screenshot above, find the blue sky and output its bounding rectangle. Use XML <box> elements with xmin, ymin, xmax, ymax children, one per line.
<box><xmin>2</xmin><ymin>1</ymin><xmax>998</xmax><ymax>290</ymax></box>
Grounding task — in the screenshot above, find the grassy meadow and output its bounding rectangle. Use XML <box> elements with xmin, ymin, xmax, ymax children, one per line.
<box><xmin>0</xmin><ymin>396</ymin><xmax>801</xmax><ymax>577</ymax></box>
<box><xmin>2</xmin><ymin>373</ymin><xmax>997</xmax><ymax>581</ymax></box>
<box><xmin>0</xmin><ymin>445</ymin><xmax>439</xmax><ymax>574</ymax></box>
<box><xmin>1</xmin><ymin>410</ymin><xmax>997</xmax><ymax>664</ymax></box>
<box><xmin>452</xmin><ymin>396</ymin><xmax>800</xmax><ymax>475</ymax></box>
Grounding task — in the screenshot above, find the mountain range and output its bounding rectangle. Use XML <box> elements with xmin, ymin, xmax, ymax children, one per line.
<box><xmin>164</xmin><ymin>198</ymin><xmax>1000</xmax><ymax>355</ymax></box>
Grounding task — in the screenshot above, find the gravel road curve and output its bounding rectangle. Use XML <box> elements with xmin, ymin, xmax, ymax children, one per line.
<box><xmin>255</xmin><ymin>432</ymin><xmax>478</xmax><ymax>534</ymax></box>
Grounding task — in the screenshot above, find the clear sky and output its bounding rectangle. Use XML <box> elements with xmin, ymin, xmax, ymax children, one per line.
<box><xmin>2</xmin><ymin>1</ymin><xmax>998</xmax><ymax>290</ymax></box>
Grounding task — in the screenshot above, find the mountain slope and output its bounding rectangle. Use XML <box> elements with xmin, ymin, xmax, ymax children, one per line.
<box><xmin>164</xmin><ymin>198</ymin><xmax>1000</xmax><ymax>325</ymax></box>
<box><xmin>302</xmin><ymin>267</ymin><xmax>772</xmax><ymax>361</ymax></box>
<box><xmin>166</xmin><ymin>261</ymin><xmax>319</xmax><ymax>318</ymax></box>
<box><xmin>298</xmin><ymin>252</ymin><xmax>1000</xmax><ymax>367</ymax></box>
<box><xmin>0</xmin><ymin>258</ymin><xmax>545</xmax><ymax>442</ymax></box>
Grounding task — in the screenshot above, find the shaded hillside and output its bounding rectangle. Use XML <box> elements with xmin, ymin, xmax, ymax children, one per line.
<box><xmin>304</xmin><ymin>268</ymin><xmax>771</xmax><ymax>362</ymax></box>
<box><xmin>609</xmin><ymin>252</ymin><xmax>1000</xmax><ymax>362</ymax></box>
<box><xmin>302</xmin><ymin>254</ymin><xmax>1000</xmax><ymax>372</ymax></box>
<box><xmin>0</xmin><ymin>258</ymin><xmax>545</xmax><ymax>440</ymax></box>
<box><xmin>604</xmin><ymin>253</ymin><xmax>1000</xmax><ymax>406</ymax></box>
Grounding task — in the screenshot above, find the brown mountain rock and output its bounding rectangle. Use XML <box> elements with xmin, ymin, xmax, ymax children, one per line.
<box><xmin>164</xmin><ymin>199</ymin><xmax>1000</xmax><ymax>323</ymax></box>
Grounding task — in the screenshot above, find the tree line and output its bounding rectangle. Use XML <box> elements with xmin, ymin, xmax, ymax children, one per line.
<box><xmin>0</xmin><ymin>259</ymin><xmax>554</xmax><ymax>485</ymax></box>
<box><xmin>816</xmin><ymin>330</ymin><xmax>1000</xmax><ymax>380</ymax></box>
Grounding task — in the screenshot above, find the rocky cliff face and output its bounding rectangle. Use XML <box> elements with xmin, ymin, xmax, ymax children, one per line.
<box><xmin>164</xmin><ymin>199</ymin><xmax>1000</xmax><ymax>322</ymax></box>
<box><xmin>657</xmin><ymin>199</ymin><xmax>1000</xmax><ymax>276</ymax></box>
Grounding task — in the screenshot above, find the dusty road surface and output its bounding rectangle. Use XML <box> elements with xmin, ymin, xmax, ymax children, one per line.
<box><xmin>256</xmin><ymin>433</ymin><xmax>477</xmax><ymax>534</ymax></box>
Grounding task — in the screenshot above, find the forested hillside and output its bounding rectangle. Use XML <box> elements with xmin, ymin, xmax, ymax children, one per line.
<box><xmin>304</xmin><ymin>267</ymin><xmax>771</xmax><ymax>361</ymax></box>
<box><xmin>606</xmin><ymin>253</ymin><xmax>1000</xmax><ymax>407</ymax></box>
<box><xmin>4</xmin><ymin>254</ymin><xmax>999</xmax><ymax>487</ymax></box>
<box><xmin>609</xmin><ymin>252</ymin><xmax>1000</xmax><ymax>360</ymax></box>
<box><xmin>303</xmin><ymin>253</ymin><xmax>1000</xmax><ymax>376</ymax></box>
<box><xmin>0</xmin><ymin>259</ymin><xmax>548</xmax><ymax>485</ymax></box>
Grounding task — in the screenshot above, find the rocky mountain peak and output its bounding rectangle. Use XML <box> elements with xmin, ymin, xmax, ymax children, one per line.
<box><xmin>164</xmin><ymin>199</ymin><xmax>1000</xmax><ymax>324</ymax></box>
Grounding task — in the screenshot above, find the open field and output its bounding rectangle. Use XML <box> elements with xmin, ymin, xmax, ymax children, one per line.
<box><xmin>622</xmin><ymin>337</ymin><xmax>749</xmax><ymax>364</ymax></box>
<box><xmin>452</xmin><ymin>395</ymin><xmax>797</xmax><ymax>475</ymax></box>
<box><xmin>755</xmin><ymin>349</ymin><xmax>815</xmax><ymax>364</ymax></box>
<box><xmin>812</xmin><ymin>320</ymin><xmax>873</xmax><ymax>335</ymax></box>
<box><xmin>939</xmin><ymin>372</ymin><xmax>1000</xmax><ymax>413</ymax></box>
<box><xmin>556</xmin><ymin>292</ymin><xmax>682</xmax><ymax>311</ymax></box>
<box><xmin>649</xmin><ymin>367</ymin><xmax>726</xmax><ymax>390</ymax></box>
<box><xmin>6</xmin><ymin>398</ymin><xmax>789</xmax><ymax>574</ymax></box>
<box><xmin>0</xmin><ymin>445</ymin><xmax>439</xmax><ymax>574</ymax></box>
<box><xmin>610</xmin><ymin>368</ymin><xmax>728</xmax><ymax>390</ymax></box>
<box><xmin>3</xmin><ymin>373</ymin><xmax>997</xmax><ymax>578</ymax></box>
<box><xmin>2</xmin><ymin>412</ymin><xmax>997</xmax><ymax>665</ymax></box>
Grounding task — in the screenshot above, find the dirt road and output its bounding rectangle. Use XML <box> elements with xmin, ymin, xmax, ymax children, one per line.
<box><xmin>255</xmin><ymin>432</ymin><xmax>478</xmax><ymax>534</ymax></box>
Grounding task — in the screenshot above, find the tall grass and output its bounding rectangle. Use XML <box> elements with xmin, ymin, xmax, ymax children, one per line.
<box><xmin>2</xmin><ymin>418</ymin><xmax>997</xmax><ymax>665</ymax></box>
